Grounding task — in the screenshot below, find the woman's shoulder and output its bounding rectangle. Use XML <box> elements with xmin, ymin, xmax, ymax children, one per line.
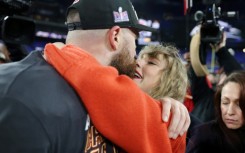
<box><xmin>193</xmin><ymin>120</ymin><xmax>219</xmax><ymax>135</ymax></box>
<box><xmin>186</xmin><ymin>120</ymin><xmax>222</xmax><ymax>153</ymax></box>
<box><xmin>190</xmin><ymin>121</ymin><xmax>222</xmax><ymax>143</ymax></box>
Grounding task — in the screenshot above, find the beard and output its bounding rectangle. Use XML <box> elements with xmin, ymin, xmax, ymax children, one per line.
<box><xmin>109</xmin><ymin>47</ymin><xmax>136</xmax><ymax>78</ymax></box>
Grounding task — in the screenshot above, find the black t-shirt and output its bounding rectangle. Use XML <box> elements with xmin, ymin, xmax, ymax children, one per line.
<box><xmin>0</xmin><ymin>51</ymin><xmax>87</xmax><ymax>153</ymax></box>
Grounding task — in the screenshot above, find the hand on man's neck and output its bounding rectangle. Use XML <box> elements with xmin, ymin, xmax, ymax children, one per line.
<box><xmin>43</xmin><ymin>42</ymin><xmax>65</xmax><ymax>60</ymax></box>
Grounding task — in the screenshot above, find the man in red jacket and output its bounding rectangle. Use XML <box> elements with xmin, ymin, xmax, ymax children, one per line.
<box><xmin>43</xmin><ymin>0</ymin><xmax>190</xmax><ymax>152</ymax></box>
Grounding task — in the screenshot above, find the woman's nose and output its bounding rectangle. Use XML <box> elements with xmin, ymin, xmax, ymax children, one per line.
<box><xmin>136</xmin><ymin>59</ymin><xmax>142</xmax><ymax>68</ymax></box>
<box><xmin>227</xmin><ymin>104</ymin><xmax>235</xmax><ymax>115</ymax></box>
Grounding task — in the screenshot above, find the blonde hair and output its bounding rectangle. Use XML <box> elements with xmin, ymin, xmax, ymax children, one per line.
<box><xmin>138</xmin><ymin>43</ymin><xmax>188</xmax><ymax>102</ymax></box>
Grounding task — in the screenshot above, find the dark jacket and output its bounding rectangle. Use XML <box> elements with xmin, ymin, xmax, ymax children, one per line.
<box><xmin>187</xmin><ymin>114</ymin><xmax>202</xmax><ymax>145</ymax></box>
<box><xmin>0</xmin><ymin>51</ymin><xmax>88</xmax><ymax>153</ymax></box>
<box><xmin>186</xmin><ymin>120</ymin><xmax>245</xmax><ymax>153</ymax></box>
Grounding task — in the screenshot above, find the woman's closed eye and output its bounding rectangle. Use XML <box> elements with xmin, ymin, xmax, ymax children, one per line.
<box><xmin>221</xmin><ymin>100</ymin><xmax>229</xmax><ymax>105</ymax></box>
<box><xmin>148</xmin><ymin>61</ymin><xmax>157</xmax><ymax>65</ymax></box>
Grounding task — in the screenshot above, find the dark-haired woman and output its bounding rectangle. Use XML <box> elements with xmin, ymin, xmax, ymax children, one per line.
<box><xmin>187</xmin><ymin>71</ymin><xmax>245</xmax><ymax>153</ymax></box>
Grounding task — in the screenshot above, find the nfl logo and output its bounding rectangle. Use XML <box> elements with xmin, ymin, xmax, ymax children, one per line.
<box><xmin>113</xmin><ymin>7</ymin><xmax>129</xmax><ymax>23</ymax></box>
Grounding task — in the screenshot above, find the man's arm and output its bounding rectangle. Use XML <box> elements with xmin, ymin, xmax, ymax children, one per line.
<box><xmin>0</xmin><ymin>97</ymin><xmax>50</xmax><ymax>153</ymax></box>
<box><xmin>45</xmin><ymin>44</ymin><xmax>186</xmax><ymax>153</ymax></box>
<box><xmin>51</xmin><ymin>42</ymin><xmax>190</xmax><ymax>139</ymax></box>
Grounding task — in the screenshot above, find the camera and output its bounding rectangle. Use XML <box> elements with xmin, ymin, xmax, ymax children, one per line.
<box><xmin>194</xmin><ymin>0</ymin><xmax>223</xmax><ymax>44</ymax></box>
<box><xmin>194</xmin><ymin>0</ymin><xmax>238</xmax><ymax>44</ymax></box>
<box><xmin>1</xmin><ymin>15</ymin><xmax>35</xmax><ymax>44</ymax></box>
<box><xmin>0</xmin><ymin>0</ymin><xmax>35</xmax><ymax>44</ymax></box>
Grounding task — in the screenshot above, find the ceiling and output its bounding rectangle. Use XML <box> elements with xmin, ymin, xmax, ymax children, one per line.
<box><xmin>27</xmin><ymin>0</ymin><xmax>245</xmax><ymax>21</ymax></box>
<box><xmin>27</xmin><ymin>0</ymin><xmax>245</xmax><ymax>49</ymax></box>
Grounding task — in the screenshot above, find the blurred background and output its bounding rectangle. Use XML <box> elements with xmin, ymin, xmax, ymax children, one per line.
<box><xmin>0</xmin><ymin>0</ymin><xmax>244</xmax><ymax>68</ymax></box>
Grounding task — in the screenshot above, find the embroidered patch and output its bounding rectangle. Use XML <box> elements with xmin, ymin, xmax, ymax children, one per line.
<box><xmin>84</xmin><ymin>125</ymin><xmax>119</xmax><ymax>153</ymax></box>
<box><xmin>113</xmin><ymin>7</ymin><xmax>129</xmax><ymax>23</ymax></box>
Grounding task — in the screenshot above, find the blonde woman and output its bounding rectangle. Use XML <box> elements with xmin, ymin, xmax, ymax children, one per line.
<box><xmin>134</xmin><ymin>44</ymin><xmax>188</xmax><ymax>102</ymax></box>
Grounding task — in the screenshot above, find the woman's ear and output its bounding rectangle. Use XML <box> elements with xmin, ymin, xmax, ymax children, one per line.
<box><xmin>108</xmin><ymin>26</ymin><xmax>121</xmax><ymax>51</ymax></box>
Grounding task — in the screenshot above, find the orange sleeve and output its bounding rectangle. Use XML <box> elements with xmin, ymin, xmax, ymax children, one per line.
<box><xmin>170</xmin><ymin>133</ymin><xmax>186</xmax><ymax>153</ymax></box>
<box><xmin>44</xmin><ymin>44</ymin><xmax>185</xmax><ymax>153</ymax></box>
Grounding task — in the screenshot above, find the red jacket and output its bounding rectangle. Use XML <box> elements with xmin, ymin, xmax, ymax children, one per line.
<box><xmin>44</xmin><ymin>43</ymin><xmax>186</xmax><ymax>153</ymax></box>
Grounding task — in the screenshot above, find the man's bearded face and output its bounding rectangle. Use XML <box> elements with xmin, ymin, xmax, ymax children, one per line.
<box><xmin>110</xmin><ymin>46</ymin><xmax>136</xmax><ymax>78</ymax></box>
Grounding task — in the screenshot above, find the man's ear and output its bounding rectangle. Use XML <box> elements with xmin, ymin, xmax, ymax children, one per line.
<box><xmin>108</xmin><ymin>26</ymin><xmax>121</xmax><ymax>51</ymax></box>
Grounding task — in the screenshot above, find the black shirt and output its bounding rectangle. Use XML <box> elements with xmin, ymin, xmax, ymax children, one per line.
<box><xmin>0</xmin><ymin>51</ymin><xmax>87</xmax><ymax>153</ymax></box>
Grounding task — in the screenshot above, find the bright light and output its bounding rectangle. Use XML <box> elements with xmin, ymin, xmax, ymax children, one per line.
<box><xmin>243</xmin><ymin>48</ymin><xmax>245</xmax><ymax>53</ymax></box>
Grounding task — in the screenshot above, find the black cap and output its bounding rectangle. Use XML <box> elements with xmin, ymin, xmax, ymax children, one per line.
<box><xmin>66</xmin><ymin>0</ymin><xmax>156</xmax><ymax>33</ymax></box>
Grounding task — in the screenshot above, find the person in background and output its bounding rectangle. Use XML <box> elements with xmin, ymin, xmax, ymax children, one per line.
<box><xmin>0</xmin><ymin>0</ymin><xmax>190</xmax><ymax>152</ymax></box>
<box><xmin>182</xmin><ymin>51</ymin><xmax>202</xmax><ymax>144</ymax></box>
<box><xmin>0</xmin><ymin>42</ymin><xmax>11</xmax><ymax>63</ymax></box>
<box><xmin>183</xmin><ymin>52</ymin><xmax>194</xmax><ymax>112</ymax></box>
<box><xmin>189</xmin><ymin>32</ymin><xmax>243</xmax><ymax>122</ymax></box>
<box><xmin>186</xmin><ymin>70</ymin><xmax>245</xmax><ymax>153</ymax></box>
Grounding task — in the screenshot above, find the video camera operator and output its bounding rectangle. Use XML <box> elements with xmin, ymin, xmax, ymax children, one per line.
<box><xmin>187</xmin><ymin>0</ymin><xmax>243</xmax><ymax>123</ymax></box>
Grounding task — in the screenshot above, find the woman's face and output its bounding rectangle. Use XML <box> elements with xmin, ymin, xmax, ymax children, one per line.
<box><xmin>133</xmin><ymin>54</ymin><xmax>167</xmax><ymax>93</ymax></box>
<box><xmin>221</xmin><ymin>82</ymin><xmax>244</xmax><ymax>129</ymax></box>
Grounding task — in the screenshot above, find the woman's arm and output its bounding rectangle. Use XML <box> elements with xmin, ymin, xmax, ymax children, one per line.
<box><xmin>44</xmin><ymin>43</ymin><xmax>185</xmax><ymax>153</ymax></box>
